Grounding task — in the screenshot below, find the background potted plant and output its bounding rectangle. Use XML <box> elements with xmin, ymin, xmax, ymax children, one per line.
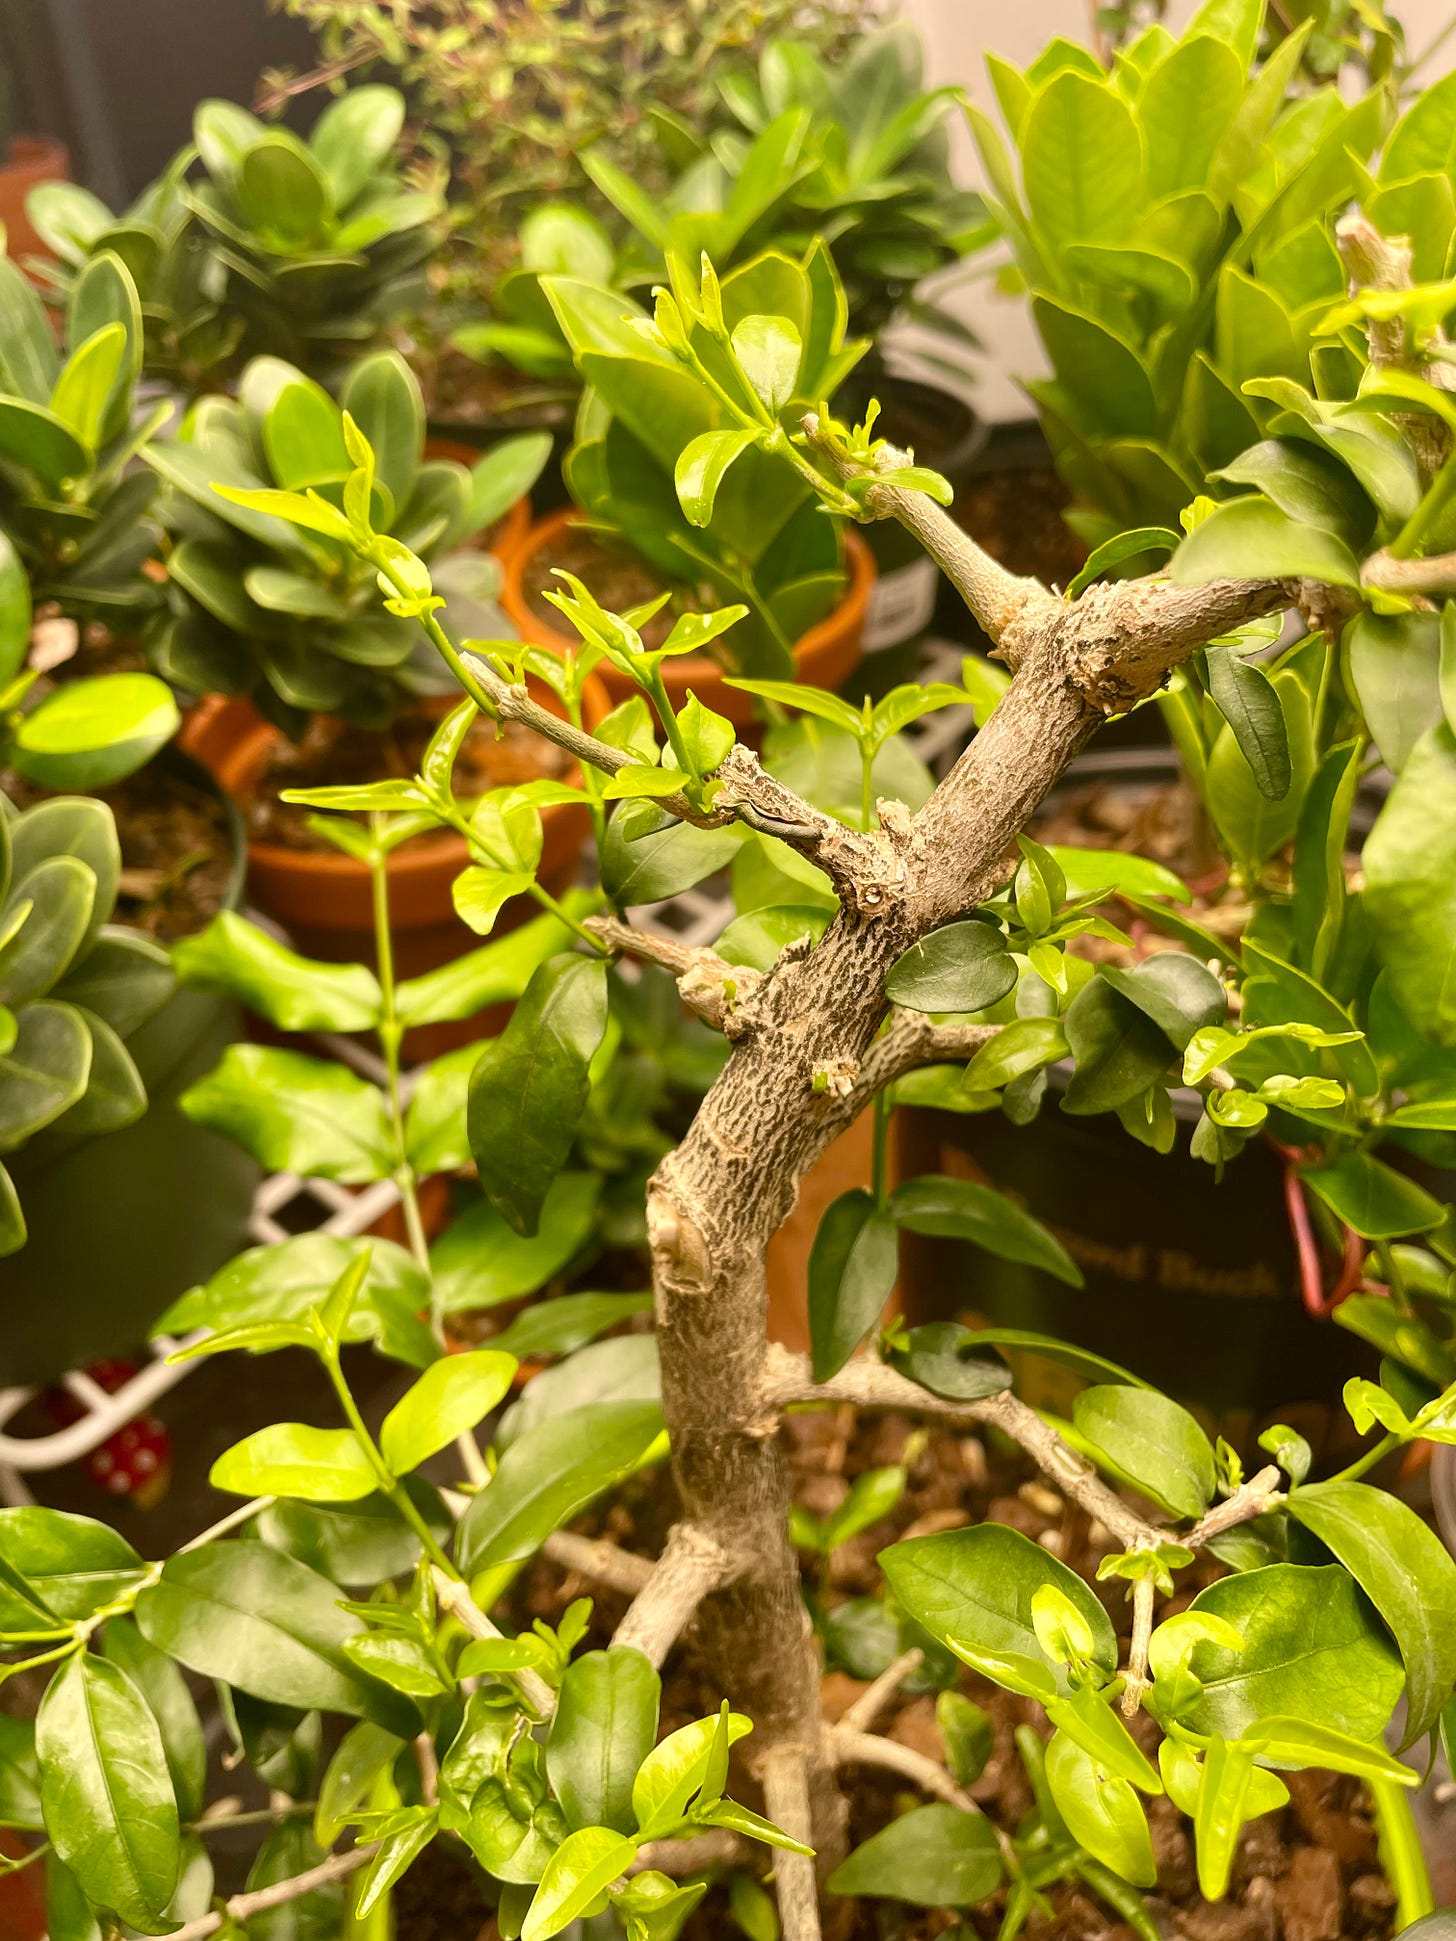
<box><xmin>499</xmin><ymin>242</ymin><xmax>878</xmax><ymax>725</ymax></box>
<box><xmin>25</xmin><ymin>86</ymin><xmax>444</xmax><ymax>394</ymax></box>
<box><xmin>5</xmin><ymin>309</ymin><xmax>1455</xmax><ymax>1940</ymax></box>
<box><xmin>265</xmin><ymin>0</ymin><xmax>877</xmax><ymax>435</ymax></box>
<box><xmin>150</xmin><ymin>345</ymin><xmax>575</xmax><ymax>978</ymax></box>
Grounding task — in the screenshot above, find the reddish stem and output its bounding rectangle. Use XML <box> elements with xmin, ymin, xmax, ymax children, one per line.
<box><xmin>1284</xmin><ymin>1164</ymin><xmax>1330</xmax><ymax>1319</ymax></box>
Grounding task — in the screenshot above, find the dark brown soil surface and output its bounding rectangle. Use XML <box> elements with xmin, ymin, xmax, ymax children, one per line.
<box><xmin>953</xmin><ymin>461</ymin><xmax>1086</xmax><ymax>596</ymax></box>
<box><xmin>4</xmin><ymin>761</ymin><xmax>236</xmax><ymax>944</ymax></box>
<box><xmin>241</xmin><ymin>707</ymin><xmax>571</xmax><ymax>852</ymax></box>
<box><xmin>414</xmin><ymin>1408</ymin><xmax>1401</xmax><ymax>1941</ymax></box>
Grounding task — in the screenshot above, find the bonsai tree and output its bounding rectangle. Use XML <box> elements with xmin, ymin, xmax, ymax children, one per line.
<box><xmin>141</xmin><ymin>346</ymin><xmax>548</xmax><ymax>731</ymax></box>
<box><xmin>5</xmin><ymin>223</ymin><xmax>1456</xmax><ymax>1941</ymax></box>
<box><xmin>26</xmin><ymin>87</ymin><xmax>443</xmax><ymax>390</ymax></box>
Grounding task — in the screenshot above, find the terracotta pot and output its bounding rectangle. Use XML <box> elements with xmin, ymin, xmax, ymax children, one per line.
<box><xmin>180</xmin><ymin>676</ymin><xmax>607</xmax><ymax>1055</ymax></box>
<box><xmin>497</xmin><ymin>507</ymin><xmax>877</xmax><ymax>728</ymax></box>
<box><xmin>421</xmin><ymin>437</ymin><xmax>533</xmax><ymax>561</ymax></box>
<box><xmin>0</xmin><ymin>136</ymin><xmax>69</xmax><ymax>263</ymax></box>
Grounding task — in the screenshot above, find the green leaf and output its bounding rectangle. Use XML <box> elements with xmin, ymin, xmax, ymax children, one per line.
<box><xmin>237</xmin><ymin>133</ymin><xmax>332</xmax><ymax>248</ymax></box>
<box><xmin>1045</xmin><ymin>1683</ymin><xmax>1161</xmax><ymax>1792</ymax></box>
<box><xmin>467</xmin><ymin>952</ymin><xmax>609</xmax><ymax>1237</ymax></box>
<box><xmin>173</xmin><ymin>911</ymin><xmax>382</xmax><ymax>1032</ymax></box>
<box><xmin>1073</xmin><ymin>1384</ymin><xmax>1216</xmax><ymax>1518</ymax></box>
<box><xmin>467</xmin><ymin>431</ymin><xmax>552</xmax><ymax>535</ymax></box>
<box><xmin>180</xmin><ymin>1045</ymin><xmax>393</xmax><ymax>1183</ymax></box>
<box><xmin>1184</xmin><ymin>1564</ymin><xmax>1404</xmax><ymax>1742</ymax></box>
<box><xmin>355</xmin><ymin>1807</ymin><xmax>437</xmax><ymax>1918</ymax></box>
<box><xmin>396</xmin><ymin>900</ymin><xmax>591</xmax><ymax>1027</ymax></box>
<box><xmin>0</xmin><ymin>1000</ymin><xmax>93</xmax><ymax>1149</ymax></box>
<box><xmin>1049</xmin><ymin>846</ymin><xmax>1191</xmax><ymax>904</ymax></box>
<box><xmin>1062</xmin><ymin>975</ymin><xmax>1174</xmax><ymax>1115</ymax></box>
<box><xmin>49</xmin><ymin>324</ymin><xmax>126</xmax><ymax>454</ymax></box>
<box><xmin>1363</xmin><ymin>724</ymin><xmax>1456</xmax><ymax>1048</ymax></box>
<box><xmin>134</xmin><ymin>1540</ymin><xmax>419</xmax><ymax>1737</ymax></box>
<box><xmin>1045</xmin><ymin>1730</ymin><xmax>1155</xmax><ymax>1886</ymax></box>
<box><xmin>1099</xmin><ymin>954</ymin><xmax>1226</xmax><ymax>1050</ymax></box>
<box><xmin>211</xmin><ymin>1424</ymin><xmax>378</xmax><ymax>1503</ymax></box>
<box><xmin>827</xmin><ymin>1803</ymin><xmax>1000</xmax><ymax>1908</ymax></box>
<box><xmin>937</xmin><ymin>1692</ymin><xmax>994</xmax><ymax>1789</ymax></box>
<box><xmin>0</xmin><ymin>398</ymin><xmax>90</xmax><ymax>493</ymax></box>
<box><xmin>1204</xmin><ymin>636</ymin><xmax>1291</xmax><ymax>802</ymax></box>
<box><xmin>259</xmin><ymin>1484</ymin><xmax>448</xmax><ymax>1591</ymax></box>
<box><xmin>675</xmin><ymin>428</ymin><xmax>760</xmax><ymax>527</ymax></box>
<box><xmin>547</xmin><ymin>1648</ymin><xmax>661</xmax><ymax>1835</ymax></box>
<box><xmin>808</xmin><ymin>1187</ymin><xmax>898</xmax><ymax>1382</ymax></box>
<box><xmin>101</xmin><ymin>1619</ymin><xmax>206</xmax><ymax>1824</ymax></box>
<box><xmin>600</xmin><ymin>800</ymin><xmax>743</xmax><ymax>905</ymax></box>
<box><xmin>1347</xmin><ymin>611</ymin><xmax>1444</xmax><ymax>776</ymax></box>
<box><xmin>1299</xmin><ymin>1150</ymin><xmax>1445</xmax><ymax>1240</ymax></box>
<box><xmin>880</xmin><ymin>1523</ymin><xmax>1117</xmax><ymax>1694</ymax></box>
<box><xmin>1171</xmin><ymin>497</ymin><xmax>1361</xmax><ymax>590</ymax></box>
<box><xmin>1193</xmin><ymin>1735</ymin><xmax>1256</xmax><ymax>1902</ymax></box>
<box><xmin>0</xmin><ymin>1715</ymin><xmax>41</xmax><ymax>1831</ymax></box>
<box><xmin>1236</xmin><ymin>1715</ymin><xmax>1422</xmax><ymax>1785</ymax></box>
<box><xmin>0</xmin><ymin>1509</ymin><xmax>142</xmax><ymax>1621</ymax></box>
<box><xmin>888</xmin><ymin>1322</ymin><xmax>1011</xmax><ymax>1403</ymax></box>
<box><xmin>0</xmin><ymin>531</ymin><xmax>31</xmax><ymax>687</ymax></box>
<box><xmin>1138</xmin><ymin>31</ymin><xmax>1244</xmax><ymax>196</ymax></box>
<box><xmin>492</xmin><ymin>1291</ymin><xmax>652</xmax><ymax>1360</ymax></box>
<box><xmin>888</xmin><ymin>1174</ymin><xmax>1081</xmax><ymax>1285</ymax></box>
<box><xmin>37</xmin><ymin>1654</ymin><xmax>179</xmax><ymax>1932</ymax></box>
<box><xmin>456</xmin><ymin>1401</ymin><xmax>664</xmax><ymax>1575</ymax></box>
<box><xmin>428</xmin><ymin>1174</ymin><xmax>600</xmax><ymax>1316</ymax></box>
<box><xmin>1065</xmin><ymin>527</ymin><xmax>1179</xmax><ymax>600</ymax></box>
<box><xmin>1022</xmin><ymin>70</ymin><xmax>1143</xmax><ymax>249</ymax></box>
<box><xmin>885</xmin><ymin>921</ymin><xmax>1017</xmax><ymax>1013</ymax></box>
<box><xmin>729</xmin><ymin>315</ymin><xmax>802</xmax><ymax>413</ymax></box>
<box><xmin>963</xmin><ymin>1016</ymin><xmax>1068</xmax><ymax>1090</ymax></box>
<box><xmin>630</xmin><ymin>1712</ymin><xmax>753</xmax><ymax>1841</ymax></box>
<box><xmin>13</xmin><ymin>674</ymin><xmax>179</xmax><ymax>792</ymax></box>
<box><xmin>380</xmin><ymin>1351</ymin><xmax>516</xmax><ymax>1475</ymax></box>
<box><xmin>1287</xmin><ymin>1481</ymin><xmax>1456</xmax><ymax>1748</ymax></box>
<box><xmin>314</xmin><ymin>1721</ymin><xmax>403</xmax><ymax>1846</ymax></box>
<box><xmin>309</xmin><ymin>84</ymin><xmax>406</xmax><ymax>209</ymax></box>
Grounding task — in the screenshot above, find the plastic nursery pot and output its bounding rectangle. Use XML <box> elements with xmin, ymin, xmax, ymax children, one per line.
<box><xmin>179</xmin><ymin>677</ymin><xmax>609</xmax><ymax>1054</ymax></box>
<box><xmin>896</xmin><ymin>747</ymin><xmax>1380</xmax><ymax>1470</ymax></box>
<box><xmin>841</xmin><ymin>367</ymin><xmax>985</xmax><ymax>659</ymax></box>
<box><xmin>0</xmin><ymin>754</ymin><xmax>259</xmax><ymax>1390</ymax></box>
<box><xmin>0</xmin><ymin>135</ymin><xmax>69</xmax><ymax>263</ymax></box>
<box><xmin>497</xmin><ymin>507</ymin><xmax>877</xmax><ymax>729</ymax></box>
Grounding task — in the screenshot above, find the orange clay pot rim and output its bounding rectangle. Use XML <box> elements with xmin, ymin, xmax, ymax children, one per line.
<box><xmin>225</xmin><ymin>674</ymin><xmax>608</xmax><ymax>880</ymax></box>
<box><xmin>501</xmin><ymin>506</ymin><xmax>875</xmax><ymax>674</ymax></box>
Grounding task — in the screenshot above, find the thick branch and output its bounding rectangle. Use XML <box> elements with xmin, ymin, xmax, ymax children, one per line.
<box><xmin>714</xmin><ymin>744</ymin><xmax>911</xmax><ymax>918</ymax></box>
<box><xmin>1362</xmin><ymin>548</ymin><xmax>1456</xmax><ymax>596</ymax></box>
<box><xmin>761</xmin><ymin>1746</ymin><xmax>822</xmax><ymax>1941</ymax></box>
<box><xmin>830</xmin><ymin>1727</ymin><xmax>975</xmax><ymax>1812</ymax></box>
<box><xmin>431</xmin><ymin>1565</ymin><xmax>556</xmax><ymax>1718</ymax></box>
<box><xmin>801</xmin><ymin>414</ymin><xmax>1055</xmax><ymax>643</ymax></box>
<box><xmin>165</xmin><ymin>1846</ymin><xmax>378</xmax><ymax>1941</ymax></box>
<box><xmin>586</xmin><ymin>912</ymin><xmax>762</xmax><ymax>1031</ymax></box>
<box><xmin>632</xmin><ymin>1831</ymin><xmax>748</xmax><ymax>1875</ymax></box>
<box><xmin>1336</xmin><ymin>210</ymin><xmax>1455</xmax><ymax>486</ymax></box>
<box><xmin>542</xmin><ymin>1530</ymin><xmax>654</xmax><ymax>1596</ymax></box>
<box><xmin>856</xmin><ymin>1016</ymin><xmax>1000</xmax><ymax>1096</ymax></box>
<box><xmin>611</xmin><ymin>1523</ymin><xmax>736</xmax><ymax>1667</ymax></box>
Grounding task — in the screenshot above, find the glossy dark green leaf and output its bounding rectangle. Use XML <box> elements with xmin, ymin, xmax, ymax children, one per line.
<box><xmin>101</xmin><ymin>1618</ymin><xmax>207</xmax><ymax>1822</ymax></box>
<box><xmin>1073</xmin><ymin>1384</ymin><xmax>1216</xmax><ymax>1518</ymax></box>
<box><xmin>1364</xmin><ymin>725</ymin><xmax>1456</xmax><ymax>1048</ymax></box>
<box><xmin>0</xmin><ymin>1508</ymin><xmax>143</xmax><ymax>1621</ymax></box>
<box><xmin>428</xmin><ymin>1174</ymin><xmax>600</xmax><ymax>1316</ymax></box>
<box><xmin>937</xmin><ymin>1691</ymin><xmax>994</xmax><ymax>1789</ymax></box>
<box><xmin>492</xmin><ymin>1290</ymin><xmax>652</xmax><ymax>1360</ymax></box>
<box><xmin>258</xmin><ymin>1482</ymin><xmax>450</xmax><ymax>1590</ymax></box>
<box><xmin>885</xmin><ymin>921</ymin><xmax>1017</xmax><ymax>1014</ymax></box>
<box><xmin>36</xmin><ymin>1653</ymin><xmax>180</xmax><ymax>1932</ymax></box>
<box><xmin>0</xmin><ymin>531</ymin><xmax>32</xmax><ymax>686</ymax></box>
<box><xmin>0</xmin><ymin>1714</ymin><xmax>42</xmax><ymax>1831</ymax></box>
<box><xmin>808</xmin><ymin>1187</ymin><xmax>898</xmax><ymax>1382</ymax></box>
<box><xmin>180</xmin><ymin>1045</ymin><xmax>394</xmax><ymax>1183</ymax></box>
<box><xmin>1062</xmin><ymin>975</ymin><xmax>1174</xmax><ymax>1114</ymax></box>
<box><xmin>888</xmin><ymin>1173</ymin><xmax>1082</xmax><ymax>1285</ymax></box>
<box><xmin>548</xmin><ymin>1648</ymin><xmax>661</xmax><ymax>1834</ymax></box>
<box><xmin>1288</xmin><ymin>1480</ymin><xmax>1456</xmax><ymax>1748</ymax></box>
<box><xmin>1347</xmin><ymin>611</ymin><xmax>1444</xmax><ymax>776</ymax></box>
<box><xmin>826</xmin><ymin>1803</ymin><xmax>1000</xmax><ymax>1907</ymax></box>
<box><xmin>600</xmin><ymin>800</ymin><xmax>742</xmax><ymax>905</ymax></box>
<box><xmin>496</xmin><ymin>1335</ymin><xmax>659</xmax><ymax>1448</ymax></box>
<box><xmin>1184</xmin><ymin>1563</ymin><xmax>1403</xmax><ymax>1741</ymax></box>
<box><xmin>134</xmin><ymin>1540</ymin><xmax>420</xmax><ymax>1737</ymax></box>
<box><xmin>0</xmin><ymin>1000</ymin><xmax>94</xmax><ymax>1150</ymax></box>
<box><xmin>1299</xmin><ymin>1150</ymin><xmax>1445</xmax><ymax>1240</ymax></box>
<box><xmin>1204</xmin><ymin>635</ymin><xmax>1291</xmax><ymax>802</ymax></box>
<box><xmin>1173</xmin><ymin>496</ymin><xmax>1361</xmax><ymax>590</ymax></box>
<box><xmin>888</xmin><ymin>1322</ymin><xmax>1011</xmax><ymax>1403</ymax></box>
<box><xmin>456</xmin><ymin>1401</ymin><xmax>664</xmax><ymax>1574</ymax></box>
<box><xmin>467</xmin><ymin>953</ymin><xmax>609</xmax><ymax>1236</ymax></box>
<box><xmin>880</xmin><ymin>1523</ymin><xmax>1117</xmax><ymax>1693</ymax></box>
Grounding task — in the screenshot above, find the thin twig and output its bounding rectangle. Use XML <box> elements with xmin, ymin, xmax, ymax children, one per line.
<box><xmin>632</xmin><ymin>1829</ymin><xmax>749</xmax><ymax>1875</ymax></box>
<box><xmin>611</xmin><ymin>1523</ymin><xmax>735</xmax><ymax>1668</ymax></box>
<box><xmin>542</xmin><ymin>1530</ymin><xmax>654</xmax><ymax>1596</ymax></box>
<box><xmin>830</xmin><ymin>1726</ymin><xmax>975</xmax><ymax>1811</ymax></box>
<box><xmin>1121</xmin><ymin>1577</ymin><xmax>1156</xmax><ymax>1719</ymax></box>
<box><xmin>586</xmin><ymin>913</ymin><xmax>763</xmax><ymax>1030</ymax></box>
<box><xmin>430</xmin><ymin>1565</ymin><xmax>556</xmax><ymax>1718</ymax></box>
<box><xmin>165</xmin><ymin>1845</ymin><xmax>379</xmax><ymax>1941</ymax></box>
<box><xmin>1186</xmin><ymin>1465</ymin><xmax>1284</xmax><ymax>1545</ymax></box>
<box><xmin>856</xmin><ymin>1016</ymin><xmax>1001</xmax><ymax>1096</ymax></box>
<box><xmin>761</xmin><ymin>1746</ymin><xmax>822</xmax><ymax>1941</ymax></box>
<box><xmin>836</xmin><ymin>1649</ymin><xmax>924</xmax><ymax>1735</ymax></box>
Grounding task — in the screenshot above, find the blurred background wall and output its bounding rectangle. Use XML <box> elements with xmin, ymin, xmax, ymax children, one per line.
<box><xmin>2</xmin><ymin>0</ymin><xmax>1453</xmax><ymax>420</ymax></box>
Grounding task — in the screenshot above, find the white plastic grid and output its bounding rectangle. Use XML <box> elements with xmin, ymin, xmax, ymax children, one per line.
<box><xmin>0</xmin><ymin>640</ymin><xmax>976</xmax><ymax>1496</ymax></box>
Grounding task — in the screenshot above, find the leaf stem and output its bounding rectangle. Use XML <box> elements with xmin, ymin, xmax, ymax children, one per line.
<box><xmin>367</xmin><ymin>830</ymin><xmax>431</xmax><ymax>1282</ymax></box>
<box><xmin>321</xmin><ymin>1351</ymin><xmax>457</xmax><ymax>1579</ymax></box>
<box><xmin>1325</xmin><ymin>1430</ymin><xmax>1402</xmax><ymax>1484</ymax></box>
<box><xmin>1370</xmin><ymin>1773</ymin><xmax>1435</xmax><ymax>1931</ymax></box>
